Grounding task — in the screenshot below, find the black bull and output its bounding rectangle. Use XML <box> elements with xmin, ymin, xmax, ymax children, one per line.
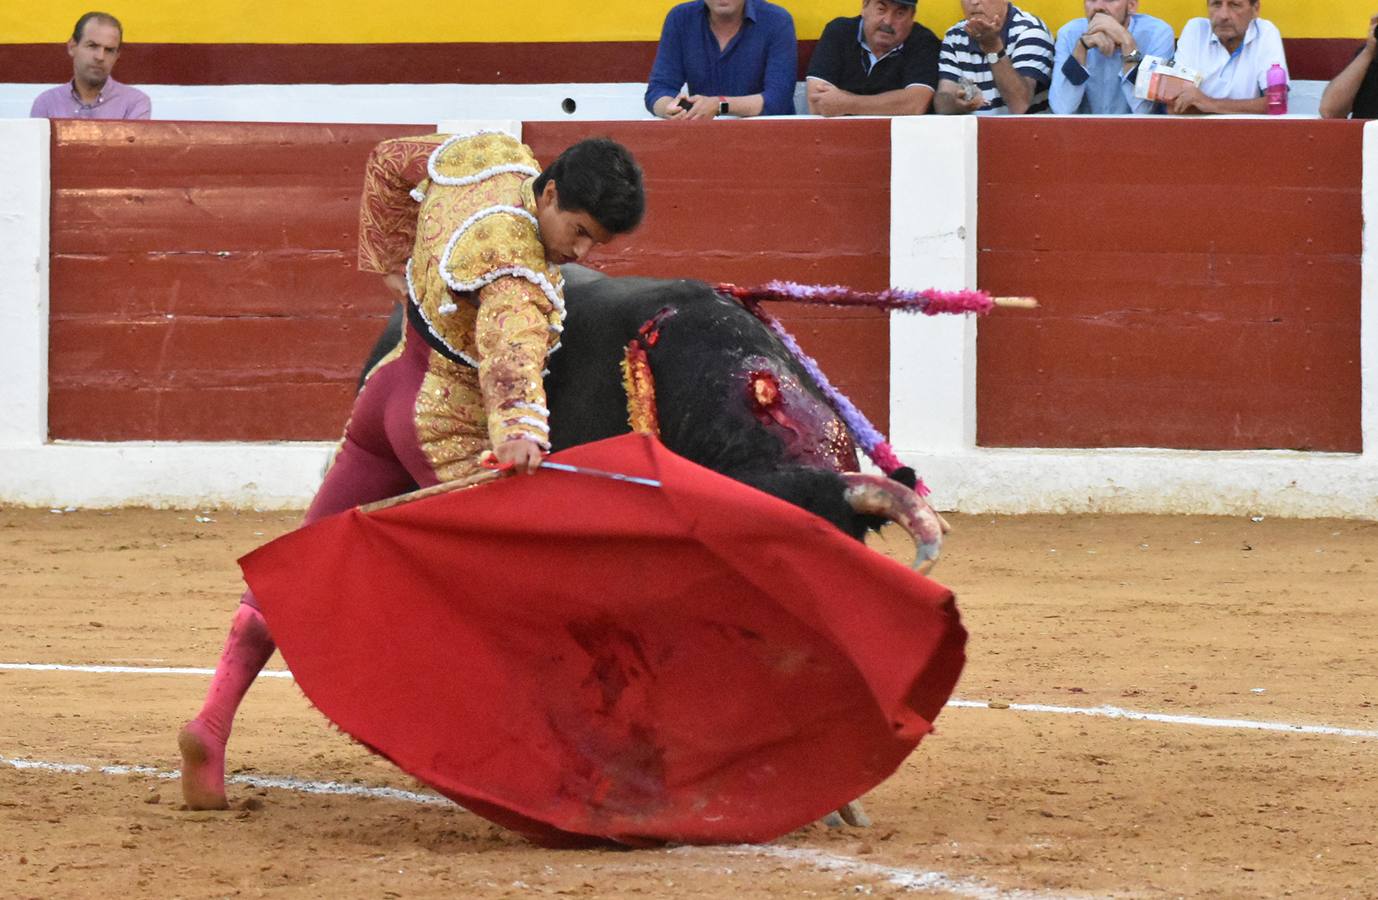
<box><xmin>360</xmin><ymin>266</ymin><xmax>933</xmax><ymax>551</ymax></box>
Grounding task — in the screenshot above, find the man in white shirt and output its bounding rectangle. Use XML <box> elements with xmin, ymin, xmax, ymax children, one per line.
<box><xmin>1169</xmin><ymin>0</ymin><xmax>1287</xmax><ymax>114</ymax></box>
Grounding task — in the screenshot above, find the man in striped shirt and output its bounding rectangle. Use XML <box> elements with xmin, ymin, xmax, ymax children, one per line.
<box><xmin>934</xmin><ymin>0</ymin><xmax>1055</xmax><ymax>114</ymax></box>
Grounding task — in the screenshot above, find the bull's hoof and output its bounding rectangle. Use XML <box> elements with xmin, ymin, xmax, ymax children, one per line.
<box><xmin>821</xmin><ymin>799</ymin><xmax>872</xmax><ymax>828</ymax></box>
<box><xmin>178</xmin><ymin>720</ymin><xmax>230</xmax><ymax>811</ymax></box>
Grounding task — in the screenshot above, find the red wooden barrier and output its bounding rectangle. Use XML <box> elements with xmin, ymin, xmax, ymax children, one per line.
<box><xmin>47</xmin><ymin>119</ymin><xmax>892</xmax><ymax>442</ymax></box>
<box><xmin>976</xmin><ymin>117</ymin><xmax>1362</xmax><ymax>452</ymax></box>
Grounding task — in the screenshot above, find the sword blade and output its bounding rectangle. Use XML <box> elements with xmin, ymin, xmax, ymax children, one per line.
<box><xmin>538</xmin><ymin>461</ymin><xmax>662</xmax><ymax>488</ymax></box>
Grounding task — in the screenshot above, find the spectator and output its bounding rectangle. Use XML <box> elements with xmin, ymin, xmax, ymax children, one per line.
<box><xmin>1050</xmin><ymin>0</ymin><xmax>1175</xmax><ymax>114</ymax></box>
<box><xmin>1169</xmin><ymin>0</ymin><xmax>1286</xmax><ymax>114</ymax></box>
<box><xmin>1319</xmin><ymin>14</ymin><xmax>1378</xmax><ymax>119</ymax></box>
<box><xmin>805</xmin><ymin>0</ymin><xmax>941</xmax><ymax>116</ymax></box>
<box><xmin>645</xmin><ymin>0</ymin><xmax>798</xmax><ymax>119</ymax></box>
<box><xmin>30</xmin><ymin>11</ymin><xmax>151</xmax><ymax>120</ymax></box>
<box><xmin>934</xmin><ymin>0</ymin><xmax>1055</xmax><ymax>115</ymax></box>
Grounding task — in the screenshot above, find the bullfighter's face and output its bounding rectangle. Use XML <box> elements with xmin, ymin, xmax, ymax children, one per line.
<box><xmin>534</xmin><ymin>180</ymin><xmax>614</xmax><ymax>265</ymax></box>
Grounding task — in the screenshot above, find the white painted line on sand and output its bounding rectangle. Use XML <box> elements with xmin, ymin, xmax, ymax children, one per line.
<box><xmin>0</xmin><ymin>752</ymin><xmax>1057</xmax><ymax>897</ymax></box>
<box><xmin>698</xmin><ymin>846</ymin><xmax>1071</xmax><ymax>899</ymax></box>
<box><xmin>0</xmin><ymin>755</ymin><xmax>447</xmax><ymax>805</ymax></box>
<box><xmin>5</xmin><ymin>661</ymin><xmax>1374</xmax><ymax>740</ymax></box>
<box><xmin>947</xmin><ymin>699</ymin><xmax>1378</xmax><ymax>739</ymax></box>
<box><xmin>0</xmin><ymin>662</ymin><xmax>292</xmax><ymax>678</ymax></box>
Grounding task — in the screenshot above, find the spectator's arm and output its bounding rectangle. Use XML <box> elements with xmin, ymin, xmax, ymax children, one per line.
<box><xmin>1004</xmin><ymin>20</ymin><xmax>1055</xmax><ymax>114</ymax></box>
<box><xmin>810</xmin><ymin>81</ymin><xmax>934</xmax><ymax>116</ymax></box>
<box><xmin>933</xmin><ymin>78</ymin><xmax>983</xmax><ymax>114</ymax></box>
<box><xmin>990</xmin><ymin>54</ymin><xmax>1037</xmax><ymax>113</ymax></box>
<box><xmin>128</xmin><ymin>92</ymin><xmax>152</xmax><ymax>120</ymax></box>
<box><xmin>1321</xmin><ymin>19</ymin><xmax>1378</xmax><ymax>118</ymax></box>
<box><xmin>645</xmin><ymin>10</ymin><xmax>688</xmax><ymax>116</ymax></box>
<box><xmin>1121</xmin><ymin>21</ymin><xmax>1176</xmax><ymax>114</ymax></box>
<box><xmin>724</xmin><ymin>94</ymin><xmax>767</xmax><ymax>116</ymax></box>
<box><xmin>758</xmin><ymin>10</ymin><xmax>799</xmax><ymax>115</ymax></box>
<box><xmin>1049</xmin><ymin>23</ymin><xmax>1090</xmax><ymax>114</ymax></box>
<box><xmin>1167</xmin><ymin>85</ymin><xmax>1268</xmax><ymax>115</ymax></box>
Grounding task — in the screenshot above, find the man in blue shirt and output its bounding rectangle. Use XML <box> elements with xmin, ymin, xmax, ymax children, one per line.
<box><xmin>645</xmin><ymin>0</ymin><xmax>799</xmax><ymax>118</ymax></box>
<box><xmin>1050</xmin><ymin>0</ymin><xmax>1176</xmax><ymax>114</ymax></box>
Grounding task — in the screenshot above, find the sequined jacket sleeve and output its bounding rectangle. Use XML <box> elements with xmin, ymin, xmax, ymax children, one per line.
<box><xmin>357</xmin><ymin>135</ymin><xmax>447</xmax><ymax>274</ymax></box>
<box><xmin>474</xmin><ymin>277</ymin><xmax>558</xmax><ymax>449</ymax></box>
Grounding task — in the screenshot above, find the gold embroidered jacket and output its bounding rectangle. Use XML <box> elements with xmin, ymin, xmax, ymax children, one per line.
<box><xmin>358</xmin><ymin>131</ymin><xmax>564</xmax><ymax>450</ymax></box>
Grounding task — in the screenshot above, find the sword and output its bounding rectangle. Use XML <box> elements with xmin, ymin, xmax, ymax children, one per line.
<box><xmin>537</xmin><ymin>460</ymin><xmax>662</xmax><ymax>488</ymax></box>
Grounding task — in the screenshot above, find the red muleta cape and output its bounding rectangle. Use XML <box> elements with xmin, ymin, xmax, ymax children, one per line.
<box><xmin>242</xmin><ymin>433</ymin><xmax>966</xmax><ymax>847</ymax></box>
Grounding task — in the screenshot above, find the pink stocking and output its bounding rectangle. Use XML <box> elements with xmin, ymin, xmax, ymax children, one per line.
<box><xmin>178</xmin><ymin>601</ymin><xmax>276</xmax><ymax>810</ymax></box>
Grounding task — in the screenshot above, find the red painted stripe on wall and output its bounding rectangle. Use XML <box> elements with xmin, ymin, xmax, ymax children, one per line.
<box><xmin>47</xmin><ymin>118</ymin><xmax>891</xmax><ymax>442</ymax></box>
<box><xmin>975</xmin><ymin>117</ymin><xmax>1362</xmax><ymax>452</ymax></box>
<box><xmin>2</xmin><ymin>38</ymin><xmax>1361</xmax><ymax>86</ymax></box>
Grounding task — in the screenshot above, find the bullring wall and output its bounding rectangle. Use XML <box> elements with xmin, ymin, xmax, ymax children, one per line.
<box><xmin>2</xmin><ymin>115</ymin><xmax>1376</xmax><ymax>517</ymax></box>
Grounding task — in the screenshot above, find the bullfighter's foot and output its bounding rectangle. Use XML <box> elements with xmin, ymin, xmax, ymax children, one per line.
<box><xmin>178</xmin><ymin>719</ymin><xmax>229</xmax><ymax>810</ymax></box>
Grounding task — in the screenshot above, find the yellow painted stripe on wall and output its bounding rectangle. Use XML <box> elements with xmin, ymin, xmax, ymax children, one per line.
<box><xmin>4</xmin><ymin>0</ymin><xmax>1372</xmax><ymax>43</ymax></box>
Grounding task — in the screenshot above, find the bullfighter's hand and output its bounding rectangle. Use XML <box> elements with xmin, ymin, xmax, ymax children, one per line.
<box><xmin>381</xmin><ymin>272</ymin><xmax>408</xmax><ymax>299</ymax></box>
<box><xmin>494</xmin><ymin>438</ymin><xmax>544</xmax><ymax>474</ymax></box>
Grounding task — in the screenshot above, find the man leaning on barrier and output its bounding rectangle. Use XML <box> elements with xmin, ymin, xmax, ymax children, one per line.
<box><xmin>1319</xmin><ymin>13</ymin><xmax>1378</xmax><ymax>119</ymax></box>
<box><xmin>1168</xmin><ymin>0</ymin><xmax>1287</xmax><ymax>115</ymax></box>
<box><xmin>1050</xmin><ymin>0</ymin><xmax>1175</xmax><ymax>114</ymax></box>
<box><xmin>645</xmin><ymin>0</ymin><xmax>799</xmax><ymax>119</ymax></box>
<box><xmin>805</xmin><ymin>0</ymin><xmax>942</xmax><ymax>117</ymax></box>
<box><xmin>934</xmin><ymin>0</ymin><xmax>1056</xmax><ymax>115</ymax></box>
<box><xmin>30</xmin><ymin>11</ymin><xmax>151</xmax><ymax>120</ymax></box>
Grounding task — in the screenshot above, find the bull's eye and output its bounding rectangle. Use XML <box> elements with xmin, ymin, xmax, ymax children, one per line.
<box><xmin>748</xmin><ymin>370</ymin><xmax>781</xmax><ymax>409</ymax></box>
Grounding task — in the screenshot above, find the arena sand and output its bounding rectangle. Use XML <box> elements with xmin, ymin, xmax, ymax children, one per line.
<box><xmin>1</xmin><ymin>507</ymin><xmax>1375</xmax><ymax>898</ymax></box>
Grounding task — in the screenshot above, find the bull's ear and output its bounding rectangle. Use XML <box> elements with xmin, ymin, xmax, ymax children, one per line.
<box><xmin>889</xmin><ymin>467</ymin><xmax>917</xmax><ymax>490</ymax></box>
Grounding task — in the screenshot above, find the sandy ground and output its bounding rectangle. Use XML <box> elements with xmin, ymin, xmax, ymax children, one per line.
<box><xmin>2</xmin><ymin>507</ymin><xmax>1376</xmax><ymax>899</ymax></box>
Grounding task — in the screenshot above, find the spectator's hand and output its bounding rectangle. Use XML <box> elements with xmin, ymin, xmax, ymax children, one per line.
<box><xmin>950</xmin><ymin>87</ymin><xmax>986</xmax><ymax>114</ymax></box>
<box><xmin>1086</xmin><ymin>12</ymin><xmax>1131</xmax><ymax>50</ymax></box>
<box><xmin>965</xmin><ymin>14</ymin><xmax>1004</xmax><ymax>53</ymax></box>
<box><xmin>1367</xmin><ymin>14</ymin><xmax>1378</xmax><ymax>52</ymax></box>
<box><xmin>382</xmin><ymin>271</ymin><xmax>408</xmax><ymax>299</ymax></box>
<box><xmin>1081</xmin><ymin>30</ymin><xmax>1118</xmax><ymax>57</ymax></box>
<box><xmin>676</xmin><ymin>94</ymin><xmax>719</xmax><ymax>120</ymax></box>
<box><xmin>657</xmin><ymin>96</ymin><xmax>689</xmax><ymax>119</ymax></box>
<box><xmin>1169</xmin><ymin>84</ymin><xmax>1209</xmax><ymax>115</ymax></box>
<box><xmin>494</xmin><ymin>439</ymin><xmax>543</xmax><ymax>474</ymax></box>
<box><xmin>808</xmin><ymin>81</ymin><xmax>852</xmax><ymax>117</ymax></box>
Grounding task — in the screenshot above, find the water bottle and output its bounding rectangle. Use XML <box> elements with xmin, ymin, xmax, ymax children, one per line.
<box><xmin>1266</xmin><ymin>63</ymin><xmax>1288</xmax><ymax>115</ymax></box>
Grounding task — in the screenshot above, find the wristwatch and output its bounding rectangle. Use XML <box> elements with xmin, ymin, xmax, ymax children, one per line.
<box><xmin>718</xmin><ymin>96</ymin><xmax>730</xmax><ymax>116</ymax></box>
<box><xmin>1122</xmin><ymin>48</ymin><xmax>1144</xmax><ymax>65</ymax></box>
<box><xmin>984</xmin><ymin>48</ymin><xmax>1006</xmax><ymax>65</ymax></box>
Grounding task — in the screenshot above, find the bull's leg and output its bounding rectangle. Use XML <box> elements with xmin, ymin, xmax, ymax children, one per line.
<box><xmin>178</xmin><ymin>601</ymin><xmax>276</xmax><ymax>810</ymax></box>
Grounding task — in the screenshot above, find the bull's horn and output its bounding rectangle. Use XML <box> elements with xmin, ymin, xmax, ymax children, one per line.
<box><xmin>840</xmin><ymin>472</ymin><xmax>949</xmax><ymax>574</ymax></box>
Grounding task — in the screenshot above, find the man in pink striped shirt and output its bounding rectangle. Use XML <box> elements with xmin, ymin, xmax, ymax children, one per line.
<box><xmin>30</xmin><ymin>12</ymin><xmax>151</xmax><ymax>120</ymax></box>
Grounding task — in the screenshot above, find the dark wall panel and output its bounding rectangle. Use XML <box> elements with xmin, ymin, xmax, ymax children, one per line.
<box><xmin>976</xmin><ymin>118</ymin><xmax>1362</xmax><ymax>452</ymax></box>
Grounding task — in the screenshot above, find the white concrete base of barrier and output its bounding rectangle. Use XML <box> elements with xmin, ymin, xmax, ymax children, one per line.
<box><xmin>0</xmin><ymin>442</ymin><xmax>333</xmax><ymax>510</ymax></box>
<box><xmin>907</xmin><ymin>447</ymin><xmax>1374</xmax><ymax>518</ymax></box>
